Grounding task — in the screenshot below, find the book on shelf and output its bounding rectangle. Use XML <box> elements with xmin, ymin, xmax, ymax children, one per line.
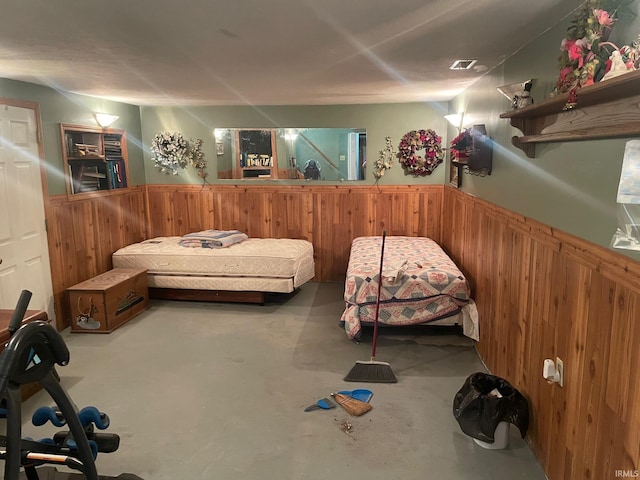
<box><xmin>69</xmin><ymin>165</ymin><xmax>76</xmax><ymax>194</ymax></box>
<box><xmin>65</xmin><ymin>134</ymin><xmax>75</xmax><ymax>157</ymax></box>
<box><xmin>117</xmin><ymin>160</ymin><xmax>127</xmax><ymax>188</ymax></box>
<box><xmin>107</xmin><ymin>159</ymin><xmax>127</xmax><ymax>189</ymax></box>
<box><xmin>79</xmin><ymin>183</ymin><xmax>100</xmax><ymax>192</ymax></box>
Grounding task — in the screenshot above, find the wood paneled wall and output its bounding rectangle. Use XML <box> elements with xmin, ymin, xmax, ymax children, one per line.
<box><xmin>442</xmin><ymin>186</ymin><xmax>640</xmax><ymax>480</ymax></box>
<box><xmin>45</xmin><ymin>184</ymin><xmax>443</xmax><ymax>327</ymax></box>
<box><xmin>45</xmin><ymin>188</ymin><xmax>147</xmax><ymax>330</ymax></box>
<box><xmin>145</xmin><ymin>184</ymin><xmax>444</xmax><ymax>282</ymax></box>
<box><xmin>43</xmin><ymin>182</ymin><xmax>640</xmax><ymax>480</ymax></box>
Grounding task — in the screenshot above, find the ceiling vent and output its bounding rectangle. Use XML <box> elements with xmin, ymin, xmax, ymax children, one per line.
<box><xmin>450</xmin><ymin>59</ymin><xmax>478</xmax><ymax>70</ymax></box>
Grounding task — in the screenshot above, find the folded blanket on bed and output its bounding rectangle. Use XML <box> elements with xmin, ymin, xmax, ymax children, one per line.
<box><xmin>179</xmin><ymin>230</ymin><xmax>248</xmax><ymax>248</ymax></box>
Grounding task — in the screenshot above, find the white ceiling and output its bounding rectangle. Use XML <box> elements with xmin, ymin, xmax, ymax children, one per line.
<box><xmin>1</xmin><ymin>0</ymin><xmax>577</xmax><ymax>107</ymax></box>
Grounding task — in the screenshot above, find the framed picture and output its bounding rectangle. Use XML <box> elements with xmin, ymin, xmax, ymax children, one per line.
<box><xmin>449</xmin><ymin>161</ymin><xmax>461</xmax><ymax>188</ymax></box>
<box><xmin>216</xmin><ymin>142</ymin><xmax>224</xmax><ymax>156</ymax></box>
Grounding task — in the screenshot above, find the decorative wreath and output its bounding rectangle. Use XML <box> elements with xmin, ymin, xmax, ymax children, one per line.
<box><xmin>151</xmin><ymin>131</ymin><xmax>190</xmax><ymax>175</ymax></box>
<box><xmin>151</xmin><ymin>132</ymin><xmax>207</xmax><ymax>179</ymax></box>
<box><xmin>396</xmin><ymin>129</ymin><xmax>444</xmax><ymax>176</ymax></box>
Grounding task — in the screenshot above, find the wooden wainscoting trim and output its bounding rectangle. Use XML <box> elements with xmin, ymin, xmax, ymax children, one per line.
<box><xmin>441</xmin><ymin>186</ymin><xmax>640</xmax><ymax>480</ymax></box>
<box><xmin>144</xmin><ymin>184</ymin><xmax>445</xmax><ymax>282</ymax></box>
<box><xmin>46</xmin><ymin>187</ymin><xmax>147</xmax><ymax>330</ymax></box>
<box><xmin>444</xmin><ymin>186</ymin><xmax>640</xmax><ymax>295</ymax></box>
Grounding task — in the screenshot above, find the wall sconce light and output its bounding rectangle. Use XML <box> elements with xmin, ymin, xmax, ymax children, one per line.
<box><xmin>94</xmin><ymin>113</ymin><xmax>119</xmax><ymax>128</ymax></box>
<box><xmin>444</xmin><ymin>112</ymin><xmax>475</xmax><ymax>131</ymax></box>
<box><xmin>214</xmin><ymin>128</ymin><xmax>229</xmax><ymax>140</ymax></box>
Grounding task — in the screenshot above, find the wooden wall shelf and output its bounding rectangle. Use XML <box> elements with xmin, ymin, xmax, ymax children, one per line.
<box><xmin>500</xmin><ymin>70</ymin><xmax>640</xmax><ymax>158</ymax></box>
<box><xmin>60</xmin><ymin>123</ymin><xmax>129</xmax><ymax>197</ymax></box>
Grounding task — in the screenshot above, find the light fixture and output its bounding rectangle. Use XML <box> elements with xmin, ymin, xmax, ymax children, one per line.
<box><xmin>450</xmin><ymin>59</ymin><xmax>477</xmax><ymax>70</ymax></box>
<box><xmin>94</xmin><ymin>113</ymin><xmax>119</xmax><ymax>128</ymax></box>
<box><xmin>444</xmin><ymin>113</ymin><xmax>475</xmax><ymax>131</ymax></box>
<box><xmin>284</xmin><ymin>129</ymin><xmax>298</xmax><ymax>141</ymax></box>
<box><xmin>214</xmin><ymin>128</ymin><xmax>229</xmax><ymax>140</ymax></box>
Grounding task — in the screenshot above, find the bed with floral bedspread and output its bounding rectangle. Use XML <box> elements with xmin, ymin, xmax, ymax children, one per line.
<box><xmin>340</xmin><ymin>236</ymin><xmax>479</xmax><ymax>341</ymax></box>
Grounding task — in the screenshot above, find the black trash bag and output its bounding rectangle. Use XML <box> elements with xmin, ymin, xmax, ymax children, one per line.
<box><xmin>453</xmin><ymin>372</ymin><xmax>529</xmax><ymax>443</ymax></box>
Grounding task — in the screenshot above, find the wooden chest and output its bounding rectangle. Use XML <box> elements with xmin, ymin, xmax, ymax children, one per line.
<box><xmin>68</xmin><ymin>268</ymin><xmax>149</xmax><ymax>333</ymax></box>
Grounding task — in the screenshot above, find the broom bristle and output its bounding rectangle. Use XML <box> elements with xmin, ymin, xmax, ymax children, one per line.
<box><xmin>331</xmin><ymin>393</ymin><xmax>373</xmax><ymax>416</ymax></box>
<box><xmin>343</xmin><ymin>359</ymin><xmax>398</xmax><ymax>383</ymax></box>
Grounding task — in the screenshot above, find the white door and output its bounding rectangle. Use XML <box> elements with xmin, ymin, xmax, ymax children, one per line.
<box><xmin>0</xmin><ymin>102</ymin><xmax>54</xmax><ymax>319</ymax></box>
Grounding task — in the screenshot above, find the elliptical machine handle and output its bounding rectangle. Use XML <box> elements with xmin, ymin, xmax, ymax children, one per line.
<box><xmin>0</xmin><ymin>289</ymin><xmax>33</xmax><ymax>398</ymax></box>
<box><xmin>8</xmin><ymin>290</ymin><xmax>32</xmax><ymax>336</ymax></box>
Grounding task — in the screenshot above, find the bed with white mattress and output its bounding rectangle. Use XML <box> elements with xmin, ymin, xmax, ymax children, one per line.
<box><xmin>112</xmin><ymin>236</ymin><xmax>315</xmax><ymax>303</ymax></box>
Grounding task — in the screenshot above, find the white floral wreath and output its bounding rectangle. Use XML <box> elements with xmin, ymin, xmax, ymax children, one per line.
<box><xmin>151</xmin><ymin>131</ymin><xmax>190</xmax><ymax>175</ymax></box>
<box><xmin>373</xmin><ymin>136</ymin><xmax>395</xmax><ymax>179</ymax></box>
<box><xmin>396</xmin><ymin>129</ymin><xmax>444</xmax><ymax>176</ymax></box>
<box><xmin>151</xmin><ymin>132</ymin><xmax>207</xmax><ymax>178</ymax></box>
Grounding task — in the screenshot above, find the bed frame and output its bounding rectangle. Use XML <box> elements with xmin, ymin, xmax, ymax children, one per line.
<box><xmin>340</xmin><ymin>235</ymin><xmax>478</xmax><ymax>340</ymax></box>
<box><xmin>148</xmin><ymin>288</ymin><xmax>266</xmax><ymax>304</ymax></box>
<box><xmin>112</xmin><ymin>236</ymin><xmax>315</xmax><ymax>304</ymax></box>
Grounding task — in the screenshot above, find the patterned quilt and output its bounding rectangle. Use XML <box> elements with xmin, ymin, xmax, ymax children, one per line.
<box><xmin>340</xmin><ymin>236</ymin><xmax>475</xmax><ymax>340</ymax></box>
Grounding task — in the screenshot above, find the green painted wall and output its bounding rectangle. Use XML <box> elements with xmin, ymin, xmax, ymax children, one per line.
<box><xmin>0</xmin><ymin>78</ymin><xmax>144</xmax><ymax>195</ymax></box>
<box><xmin>4</xmin><ymin>6</ymin><xmax>640</xmax><ymax>262</ymax></box>
<box><xmin>139</xmin><ymin>103</ymin><xmax>449</xmax><ymax>185</ymax></box>
<box><xmin>448</xmin><ymin>13</ymin><xmax>640</xmax><ymax>261</ymax></box>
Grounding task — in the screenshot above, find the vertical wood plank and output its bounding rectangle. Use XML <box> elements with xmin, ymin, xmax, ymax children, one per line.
<box><xmin>44</xmin><ymin>183</ymin><xmax>640</xmax><ymax>480</ymax></box>
<box><xmin>441</xmin><ymin>187</ymin><xmax>640</xmax><ymax>480</ymax></box>
<box><xmin>46</xmin><ymin>188</ymin><xmax>146</xmax><ymax>330</ymax></box>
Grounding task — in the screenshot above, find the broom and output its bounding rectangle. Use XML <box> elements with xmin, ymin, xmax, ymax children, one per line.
<box><xmin>344</xmin><ymin>230</ymin><xmax>397</xmax><ymax>383</ymax></box>
<box><xmin>330</xmin><ymin>392</ymin><xmax>372</xmax><ymax>416</ymax></box>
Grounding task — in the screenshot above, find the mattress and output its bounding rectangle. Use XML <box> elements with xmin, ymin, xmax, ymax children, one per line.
<box><xmin>112</xmin><ymin>237</ymin><xmax>315</xmax><ymax>293</ymax></box>
<box><xmin>340</xmin><ymin>236</ymin><xmax>479</xmax><ymax>340</ymax></box>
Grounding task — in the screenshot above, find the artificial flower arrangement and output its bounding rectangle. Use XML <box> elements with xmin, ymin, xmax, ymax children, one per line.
<box><xmin>151</xmin><ymin>131</ymin><xmax>206</xmax><ymax>177</ymax></box>
<box><xmin>373</xmin><ymin>136</ymin><xmax>395</xmax><ymax>179</ymax></box>
<box><xmin>396</xmin><ymin>129</ymin><xmax>444</xmax><ymax>176</ymax></box>
<box><xmin>151</xmin><ymin>131</ymin><xmax>189</xmax><ymax>175</ymax></box>
<box><xmin>450</xmin><ymin>128</ymin><xmax>473</xmax><ymax>158</ymax></box>
<box><xmin>189</xmin><ymin>138</ymin><xmax>208</xmax><ymax>180</ymax></box>
<box><xmin>552</xmin><ymin>0</ymin><xmax>636</xmax><ymax>97</ymax></box>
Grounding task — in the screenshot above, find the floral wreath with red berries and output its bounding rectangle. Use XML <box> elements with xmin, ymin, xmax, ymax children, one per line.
<box><xmin>396</xmin><ymin>129</ymin><xmax>444</xmax><ymax>176</ymax></box>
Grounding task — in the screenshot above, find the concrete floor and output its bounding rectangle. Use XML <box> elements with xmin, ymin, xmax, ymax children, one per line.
<box><xmin>17</xmin><ymin>283</ymin><xmax>547</xmax><ymax>479</ymax></box>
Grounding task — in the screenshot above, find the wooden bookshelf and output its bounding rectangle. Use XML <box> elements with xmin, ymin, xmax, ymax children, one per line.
<box><xmin>60</xmin><ymin>123</ymin><xmax>129</xmax><ymax>197</ymax></box>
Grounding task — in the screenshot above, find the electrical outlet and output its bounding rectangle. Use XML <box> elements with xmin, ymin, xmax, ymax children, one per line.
<box><xmin>555</xmin><ymin>357</ymin><xmax>564</xmax><ymax>387</ymax></box>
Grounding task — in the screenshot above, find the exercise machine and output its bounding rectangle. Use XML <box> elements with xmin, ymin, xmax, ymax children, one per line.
<box><xmin>0</xmin><ymin>290</ymin><xmax>142</xmax><ymax>479</ymax></box>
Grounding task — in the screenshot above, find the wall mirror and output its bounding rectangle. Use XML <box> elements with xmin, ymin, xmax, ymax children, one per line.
<box><xmin>215</xmin><ymin>128</ymin><xmax>366</xmax><ymax>181</ymax></box>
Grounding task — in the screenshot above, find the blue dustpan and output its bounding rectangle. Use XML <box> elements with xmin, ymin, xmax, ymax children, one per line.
<box><xmin>337</xmin><ymin>389</ymin><xmax>373</xmax><ymax>403</ymax></box>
